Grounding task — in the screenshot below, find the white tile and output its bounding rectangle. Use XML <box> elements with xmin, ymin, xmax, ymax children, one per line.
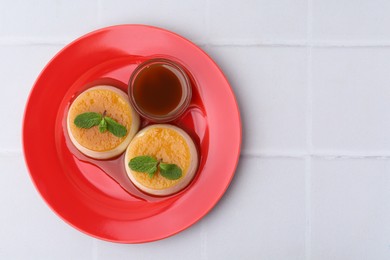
<box><xmin>205</xmin><ymin>46</ymin><xmax>307</xmax><ymax>154</ymax></box>
<box><xmin>311</xmin><ymin>159</ymin><xmax>390</xmax><ymax>260</ymax></box>
<box><xmin>95</xmin><ymin>222</ymin><xmax>202</xmax><ymax>260</ymax></box>
<box><xmin>312</xmin><ymin>48</ymin><xmax>390</xmax><ymax>152</ymax></box>
<box><xmin>0</xmin><ymin>155</ymin><xmax>93</xmax><ymax>259</ymax></box>
<box><xmin>0</xmin><ymin>45</ymin><xmax>64</xmax><ymax>151</ymax></box>
<box><xmin>203</xmin><ymin>157</ymin><xmax>305</xmax><ymax>259</ymax></box>
<box><xmin>209</xmin><ymin>0</ymin><xmax>307</xmax><ymax>43</ymax></box>
<box><xmin>0</xmin><ymin>0</ymin><xmax>98</xmax><ymax>40</ymax></box>
<box><xmin>312</xmin><ymin>0</ymin><xmax>390</xmax><ymax>42</ymax></box>
<box><xmin>99</xmin><ymin>0</ymin><xmax>207</xmax><ymax>44</ymax></box>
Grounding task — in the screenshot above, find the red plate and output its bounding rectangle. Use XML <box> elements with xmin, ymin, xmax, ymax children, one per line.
<box><xmin>23</xmin><ymin>25</ymin><xmax>241</xmax><ymax>243</ymax></box>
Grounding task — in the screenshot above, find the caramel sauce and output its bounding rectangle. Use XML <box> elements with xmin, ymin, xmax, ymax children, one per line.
<box><xmin>133</xmin><ymin>64</ymin><xmax>183</xmax><ymax>116</ymax></box>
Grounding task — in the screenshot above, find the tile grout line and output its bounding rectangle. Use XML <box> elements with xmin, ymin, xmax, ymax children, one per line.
<box><xmin>0</xmin><ymin>150</ymin><xmax>24</xmax><ymax>156</ymax></box>
<box><xmin>3</xmin><ymin>149</ymin><xmax>390</xmax><ymax>159</ymax></box>
<box><xmin>96</xmin><ymin>0</ymin><xmax>102</xmax><ymax>25</ymax></box>
<box><xmin>203</xmin><ymin>40</ymin><xmax>390</xmax><ymax>48</ymax></box>
<box><xmin>0</xmin><ymin>37</ymin><xmax>68</xmax><ymax>45</ymax></box>
<box><xmin>4</xmin><ymin>37</ymin><xmax>390</xmax><ymax>48</ymax></box>
<box><xmin>200</xmin><ymin>220</ymin><xmax>208</xmax><ymax>260</ymax></box>
<box><xmin>310</xmin><ymin>154</ymin><xmax>390</xmax><ymax>160</ymax></box>
<box><xmin>92</xmin><ymin>239</ymin><xmax>98</xmax><ymax>260</ymax></box>
<box><xmin>241</xmin><ymin>152</ymin><xmax>307</xmax><ymax>159</ymax></box>
<box><xmin>308</xmin><ymin>40</ymin><xmax>390</xmax><ymax>47</ymax></box>
<box><xmin>305</xmin><ymin>0</ymin><xmax>313</xmax><ymax>258</ymax></box>
<box><xmin>4</xmin><ymin>149</ymin><xmax>390</xmax><ymax>159</ymax></box>
<box><xmin>203</xmin><ymin>0</ymin><xmax>211</xmax><ymax>49</ymax></box>
<box><xmin>240</xmin><ymin>154</ymin><xmax>390</xmax><ymax>160</ymax></box>
<box><xmin>304</xmin><ymin>156</ymin><xmax>312</xmax><ymax>260</ymax></box>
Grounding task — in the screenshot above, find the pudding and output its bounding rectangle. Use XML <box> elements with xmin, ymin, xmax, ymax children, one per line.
<box><xmin>67</xmin><ymin>85</ymin><xmax>140</xmax><ymax>159</ymax></box>
<box><xmin>125</xmin><ymin>124</ymin><xmax>198</xmax><ymax>196</ymax></box>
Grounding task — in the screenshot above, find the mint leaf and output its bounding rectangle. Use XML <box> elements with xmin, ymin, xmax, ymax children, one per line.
<box><xmin>146</xmin><ymin>166</ymin><xmax>158</xmax><ymax>178</ymax></box>
<box><xmin>73</xmin><ymin>111</ymin><xmax>127</xmax><ymax>138</ymax></box>
<box><xmin>105</xmin><ymin>116</ymin><xmax>127</xmax><ymax>137</ymax></box>
<box><xmin>129</xmin><ymin>156</ymin><xmax>158</xmax><ymax>176</ymax></box>
<box><xmin>129</xmin><ymin>157</ymin><xmax>183</xmax><ymax>180</ymax></box>
<box><xmin>159</xmin><ymin>163</ymin><xmax>182</xmax><ymax>180</ymax></box>
<box><xmin>98</xmin><ymin>118</ymin><xmax>107</xmax><ymax>133</ymax></box>
<box><xmin>74</xmin><ymin>112</ymin><xmax>102</xmax><ymax>128</ymax></box>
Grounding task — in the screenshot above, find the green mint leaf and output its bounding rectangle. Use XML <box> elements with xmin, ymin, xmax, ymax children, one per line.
<box><xmin>146</xmin><ymin>166</ymin><xmax>158</xmax><ymax>178</ymax></box>
<box><xmin>74</xmin><ymin>112</ymin><xmax>102</xmax><ymax>128</ymax></box>
<box><xmin>98</xmin><ymin>118</ymin><xmax>107</xmax><ymax>133</ymax></box>
<box><xmin>105</xmin><ymin>116</ymin><xmax>127</xmax><ymax>137</ymax></box>
<box><xmin>129</xmin><ymin>156</ymin><xmax>158</xmax><ymax>176</ymax></box>
<box><xmin>159</xmin><ymin>163</ymin><xmax>182</xmax><ymax>180</ymax></box>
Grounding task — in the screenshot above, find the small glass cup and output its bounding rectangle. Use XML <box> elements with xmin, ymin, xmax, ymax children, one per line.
<box><xmin>128</xmin><ymin>58</ymin><xmax>192</xmax><ymax>123</ymax></box>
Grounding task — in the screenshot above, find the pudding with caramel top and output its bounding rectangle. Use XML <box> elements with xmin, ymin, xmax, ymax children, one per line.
<box><xmin>67</xmin><ymin>85</ymin><xmax>140</xmax><ymax>159</ymax></box>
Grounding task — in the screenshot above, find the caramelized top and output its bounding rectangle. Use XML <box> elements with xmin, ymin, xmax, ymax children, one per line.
<box><xmin>127</xmin><ymin>127</ymin><xmax>191</xmax><ymax>190</ymax></box>
<box><xmin>68</xmin><ymin>88</ymin><xmax>132</xmax><ymax>152</ymax></box>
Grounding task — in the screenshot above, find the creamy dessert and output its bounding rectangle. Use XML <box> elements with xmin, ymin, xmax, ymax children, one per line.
<box><xmin>125</xmin><ymin>124</ymin><xmax>198</xmax><ymax>196</ymax></box>
<box><xmin>67</xmin><ymin>85</ymin><xmax>140</xmax><ymax>159</ymax></box>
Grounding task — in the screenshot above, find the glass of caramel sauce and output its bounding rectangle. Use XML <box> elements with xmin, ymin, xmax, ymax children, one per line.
<box><xmin>128</xmin><ymin>58</ymin><xmax>192</xmax><ymax>123</ymax></box>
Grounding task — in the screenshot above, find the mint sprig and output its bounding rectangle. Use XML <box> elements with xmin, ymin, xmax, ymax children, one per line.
<box><xmin>74</xmin><ymin>110</ymin><xmax>127</xmax><ymax>138</ymax></box>
<box><xmin>128</xmin><ymin>155</ymin><xmax>183</xmax><ymax>180</ymax></box>
<box><xmin>105</xmin><ymin>117</ymin><xmax>127</xmax><ymax>137</ymax></box>
<box><xmin>99</xmin><ymin>118</ymin><xmax>107</xmax><ymax>133</ymax></box>
<box><xmin>74</xmin><ymin>112</ymin><xmax>102</xmax><ymax>128</ymax></box>
<box><xmin>128</xmin><ymin>156</ymin><xmax>158</xmax><ymax>178</ymax></box>
<box><xmin>160</xmin><ymin>163</ymin><xmax>182</xmax><ymax>180</ymax></box>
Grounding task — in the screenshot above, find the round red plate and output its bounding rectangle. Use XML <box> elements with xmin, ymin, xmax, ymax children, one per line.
<box><xmin>23</xmin><ymin>25</ymin><xmax>241</xmax><ymax>243</ymax></box>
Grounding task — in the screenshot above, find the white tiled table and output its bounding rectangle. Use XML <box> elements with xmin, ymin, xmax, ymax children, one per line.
<box><xmin>1</xmin><ymin>0</ymin><xmax>390</xmax><ymax>259</ymax></box>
